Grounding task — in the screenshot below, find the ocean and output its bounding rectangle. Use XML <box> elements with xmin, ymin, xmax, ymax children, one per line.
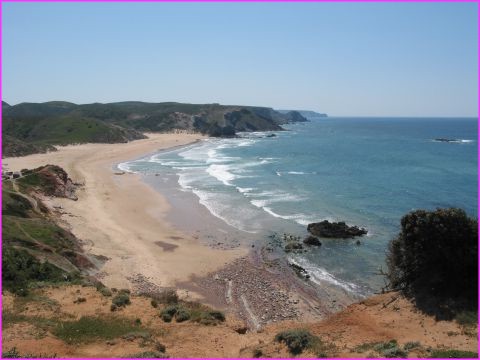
<box><xmin>118</xmin><ymin>117</ymin><xmax>477</xmax><ymax>296</ymax></box>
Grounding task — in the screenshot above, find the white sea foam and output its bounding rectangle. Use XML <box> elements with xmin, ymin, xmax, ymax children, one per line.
<box><xmin>290</xmin><ymin>257</ymin><xmax>363</xmax><ymax>295</ymax></box>
<box><xmin>117</xmin><ymin>162</ymin><xmax>136</xmax><ymax>173</ymax></box>
<box><xmin>190</xmin><ymin>189</ymin><xmax>258</xmax><ymax>233</ymax></box>
<box><xmin>206</xmin><ymin>164</ymin><xmax>238</xmax><ymax>186</ymax></box>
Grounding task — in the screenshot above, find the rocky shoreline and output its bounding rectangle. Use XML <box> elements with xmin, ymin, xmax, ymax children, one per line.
<box><xmin>177</xmin><ymin>237</ymin><xmax>362</xmax><ymax>331</ymax></box>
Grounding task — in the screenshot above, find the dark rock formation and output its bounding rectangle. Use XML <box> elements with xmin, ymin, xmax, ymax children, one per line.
<box><xmin>307</xmin><ymin>220</ymin><xmax>367</xmax><ymax>238</ymax></box>
<box><xmin>19</xmin><ymin>165</ymin><xmax>78</xmax><ymax>200</ymax></box>
<box><xmin>284</xmin><ymin>242</ymin><xmax>303</xmax><ymax>253</ymax></box>
<box><xmin>434</xmin><ymin>138</ymin><xmax>458</xmax><ymax>143</ymax></box>
<box><xmin>288</xmin><ymin>262</ymin><xmax>310</xmax><ymax>280</ymax></box>
<box><xmin>303</xmin><ymin>236</ymin><xmax>322</xmax><ymax>246</ymax></box>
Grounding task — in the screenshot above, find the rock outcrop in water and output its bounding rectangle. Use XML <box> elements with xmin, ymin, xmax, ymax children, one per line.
<box><xmin>303</xmin><ymin>236</ymin><xmax>322</xmax><ymax>246</ymax></box>
<box><xmin>307</xmin><ymin>220</ymin><xmax>367</xmax><ymax>239</ymax></box>
<box><xmin>434</xmin><ymin>138</ymin><xmax>458</xmax><ymax>143</ymax></box>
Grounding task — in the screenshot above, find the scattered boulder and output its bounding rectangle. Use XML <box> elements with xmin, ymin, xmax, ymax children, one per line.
<box><xmin>284</xmin><ymin>242</ymin><xmax>303</xmax><ymax>253</ymax></box>
<box><xmin>307</xmin><ymin>220</ymin><xmax>367</xmax><ymax>238</ymax></box>
<box><xmin>303</xmin><ymin>236</ymin><xmax>322</xmax><ymax>246</ymax></box>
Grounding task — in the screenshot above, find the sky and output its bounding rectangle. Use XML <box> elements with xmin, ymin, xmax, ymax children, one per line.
<box><xmin>2</xmin><ymin>2</ymin><xmax>478</xmax><ymax>117</ymax></box>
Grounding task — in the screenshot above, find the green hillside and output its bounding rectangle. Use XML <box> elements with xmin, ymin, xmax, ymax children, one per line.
<box><xmin>2</xmin><ymin>101</ymin><xmax>308</xmax><ymax>157</ymax></box>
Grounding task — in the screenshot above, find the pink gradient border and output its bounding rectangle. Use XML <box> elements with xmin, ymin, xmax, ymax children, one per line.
<box><xmin>0</xmin><ymin>1</ymin><xmax>478</xmax><ymax>360</ymax></box>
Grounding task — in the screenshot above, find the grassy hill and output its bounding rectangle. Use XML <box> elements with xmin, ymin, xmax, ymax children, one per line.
<box><xmin>2</xmin><ymin>166</ymin><xmax>91</xmax><ymax>295</ymax></box>
<box><xmin>3</xmin><ymin>101</ymin><xmax>308</xmax><ymax>157</ymax></box>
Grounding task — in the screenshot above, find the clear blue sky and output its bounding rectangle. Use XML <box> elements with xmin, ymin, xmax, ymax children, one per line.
<box><xmin>2</xmin><ymin>2</ymin><xmax>478</xmax><ymax>116</ymax></box>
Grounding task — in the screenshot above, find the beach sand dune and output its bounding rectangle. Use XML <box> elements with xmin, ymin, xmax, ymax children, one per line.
<box><xmin>3</xmin><ymin>133</ymin><xmax>245</xmax><ymax>291</ymax></box>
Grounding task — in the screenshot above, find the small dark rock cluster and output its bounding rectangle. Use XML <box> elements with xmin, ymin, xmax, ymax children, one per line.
<box><xmin>303</xmin><ymin>236</ymin><xmax>322</xmax><ymax>246</ymax></box>
<box><xmin>307</xmin><ymin>220</ymin><xmax>367</xmax><ymax>238</ymax></box>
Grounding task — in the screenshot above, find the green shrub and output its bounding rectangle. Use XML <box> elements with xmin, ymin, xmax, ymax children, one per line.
<box><xmin>161</xmin><ymin>313</ymin><xmax>173</xmax><ymax>323</ymax></box>
<box><xmin>430</xmin><ymin>349</ymin><xmax>478</xmax><ymax>358</ymax></box>
<box><xmin>275</xmin><ymin>329</ymin><xmax>317</xmax><ymax>355</ymax></box>
<box><xmin>386</xmin><ymin>208</ymin><xmax>477</xmax><ymax>302</ymax></box>
<box><xmin>162</xmin><ymin>305</ymin><xmax>178</xmax><ymax>316</ymax></box>
<box><xmin>404</xmin><ymin>341</ymin><xmax>421</xmax><ymax>351</ymax></box>
<box><xmin>155</xmin><ymin>342</ymin><xmax>166</xmax><ymax>353</ymax></box>
<box><xmin>374</xmin><ymin>340</ymin><xmax>398</xmax><ymax>352</ymax></box>
<box><xmin>175</xmin><ymin>308</ymin><xmax>191</xmax><ymax>322</ymax></box>
<box><xmin>383</xmin><ymin>347</ymin><xmax>407</xmax><ymax>358</ymax></box>
<box><xmin>455</xmin><ymin>311</ymin><xmax>478</xmax><ymax>327</ymax></box>
<box><xmin>2</xmin><ymin>246</ymin><xmax>67</xmax><ymax>296</ymax></box>
<box><xmin>112</xmin><ymin>293</ymin><xmax>131</xmax><ymax>308</ymax></box>
<box><xmin>208</xmin><ymin>310</ymin><xmax>225</xmax><ymax>321</ymax></box>
<box><xmin>252</xmin><ymin>348</ymin><xmax>263</xmax><ymax>358</ymax></box>
<box><xmin>151</xmin><ymin>300</ymin><xmax>158</xmax><ymax>308</ymax></box>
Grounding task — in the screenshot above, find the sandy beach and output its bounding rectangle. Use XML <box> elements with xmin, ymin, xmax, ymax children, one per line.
<box><xmin>2</xmin><ymin>133</ymin><xmax>245</xmax><ymax>293</ymax></box>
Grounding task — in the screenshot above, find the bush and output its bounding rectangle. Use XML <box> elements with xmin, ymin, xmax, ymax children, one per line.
<box><xmin>207</xmin><ymin>310</ymin><xmax>225</xmax><ymax>322</ymax></box>
<box><xmin>151</xmin><ymin>300</ymin><xmax>158</xmax><ymax>308</ymax></box>
<box><xmin>275</xmin><ymin>329</ymin><xmax>316</xmax><ymax>355</ymax></box>
<box><xmin>386</xmin><ymin>208</ymin><xmax>477</xmax><ymax>302</ymax></box>
<box><xmin>2</xmin><ymin>246</ymin><xmax>67</xmax><ymax>295</ymax></box>
<box><xmin>112</xmin><ymin>293</ymin><xmax>131</xmax><ymax>308</ymax></box>
<box><xmin>175</xmin><ymin>308</ymin><xmax>191</xmax><ymax>322</ymax></box>
<box><xmin>155</xmin><ymin>342</ymin><xmax>166</xmax><ymax>353</ymax></box>
<box><xmin>252</xmin><ymin>348</ymin><xmax>263</xmax><ymax>358</ymax></box>
<box><xmin>430</xmin><ymin>349</ymin><xmax>478</xmax><ymax>358</ymax></box>
<box><xmin>160</xmin><ymin>305</ymin><xmax>178</xmax><ymax>322</ymax></box>
<box><xmin>404</xmin><ymin>341</ymin><xmax>421</xmax><ymax>351</ymax></box>
<box><xmin>161</xmin><ymin>313</ymin><xmax>173</xmax><ymax>322</ymax></box>
<box><xmin>383</xmin><ymin>347</ymin><xmax>407</xmax><ymax>358</ymax></box>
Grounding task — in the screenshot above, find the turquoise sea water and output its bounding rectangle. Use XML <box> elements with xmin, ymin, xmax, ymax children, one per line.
<box><xmin>119</xmin><ymin>117</ymin><xmax>477</xmax><ymax>296</ymax></box>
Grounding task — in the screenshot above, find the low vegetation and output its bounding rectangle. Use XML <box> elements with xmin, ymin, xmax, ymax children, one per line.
<box><xmin>274</xmin><ymin>329</ymin><xmax>331</xmax><ymax>356</ymax></box>
<box><xmin>2</xmin><ymin>347</ymin><xmax>57</xmax><ymax>358</ymax></box>
<box><xmin>429</xmin><ymin>349</ymin><xmax>478</xmax><ymax>358</ymax></box>
<box><xmin>159</xmin><ymin>302</ymin><xmax>225</xmax><ymax>325</ymax></box>
<box><xmin>52</xmin><ymin>316</ymin><xmax>144</xmax><ymax>344</ymax></box>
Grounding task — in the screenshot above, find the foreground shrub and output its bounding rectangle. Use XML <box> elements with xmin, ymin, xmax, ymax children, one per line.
<box><xmin>274</xmin><ymin>329</ymin><xmax>317</xmax><ymax>355</ymax></box>
<box><xmin>112</xmin><ymin>293</ymin><xmax>131</xmax><ymax>308</ymax></box>
<box><xmin>175</xmin><ymin>308</ymin><xmax>191</xmax><ymax>322</ymax></box>
<box><xmin>2</xmin><ymin>246</ymin><xmax>67</xmax><ymax>296</ymax></box>
<box><xmin>386</xmin><ymin>208</ymin><xmax>477</xmax><ymax>303</ymax></box>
